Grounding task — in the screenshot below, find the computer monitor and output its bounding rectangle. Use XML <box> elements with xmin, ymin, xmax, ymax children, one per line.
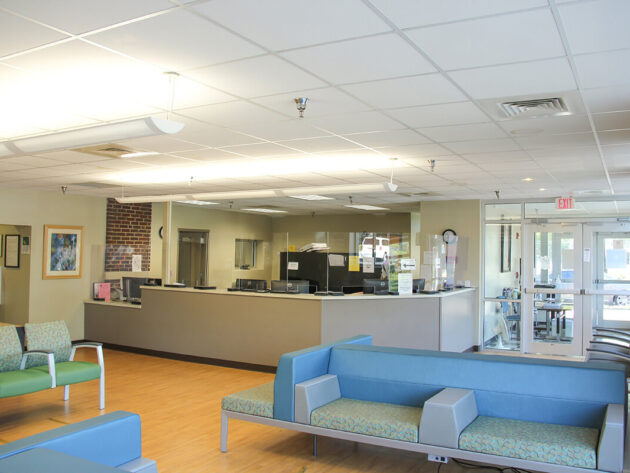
<box><xmin>362</xmin><ymin>279</ymin><xmax>389</xmax><ymax>295</ymax></box>
<box><xmin>145</xmin><ymin>278</ymin><xmax>162</xmax><ymax>286</ymax></box>
<box><xmin>235</xmin><ymin>278</ymin><xmax>267</xmax><ymax>291</ymax></box>
<box><xmin>270</xmin><ymin>280</ymin><xmax>310</xmax><ymax>294</ymax></box>
<box><xmin>413</xmin><ymin>279</ymin><xmax>426</xmax><ymax>293</ymax></box>
<box><xmin>122</xmin><ymin>277</ymin><xmax>147</xmax><ymax>301</ymax></box>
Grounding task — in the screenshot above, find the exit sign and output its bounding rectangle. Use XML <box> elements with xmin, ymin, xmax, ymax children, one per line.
<box><xmin>555</xmin><ymin>196</ymin><xmax>575</xmax><ymax>210</ymax></box>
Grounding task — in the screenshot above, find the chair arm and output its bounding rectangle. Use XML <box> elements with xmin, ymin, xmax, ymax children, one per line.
<box><xmin>70</xmin><ymin>342</ymin><xmax>104</xmax><ymax>368</ymax></box>
<box><xmin>294</xmin><ymin>374</ymin><xmax>340</xmax><ymax>424</ymax></box>
<box><xmin>589</xmin><ymin>341</ymin><xmax>630</xmax><ymax>352</ymax></box>
<box><xmin>419</xmin><ymin>388</ymin><xmax>478</xmax><ymax>448</ymax></box>
<box><xmin>20</xmin><ymin>350</ymin><xmax>57</xmax><ymax>389</ymax></box>
<box><xmin>598</xmin><ymin>404</ymin><xmax>624</xmax><ymax>473</ymax></box>
<box><xmin>587</xmin><ymin>347</ymin><xmax>630</xmax><ymax>361</ymax></box>
<box><xmin>593</xmin><ymin>327</ymin><xmax>630</xmax><ymax>339</ymax></box>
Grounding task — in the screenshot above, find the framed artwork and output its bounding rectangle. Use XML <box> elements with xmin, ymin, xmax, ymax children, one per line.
<box><xmin>4</xmin><ymin>234</ymin><xmax>20</xmax><ymax>268</ymax></box>
<box><xmin>500</xmin><ymin>224</ymin><xmax>512</xmax><ymax>273</ymax></box>
<box><xmin>43</xmin><ymin>225</ymin><xmax>83</xmax><ymax>279</ymax></box>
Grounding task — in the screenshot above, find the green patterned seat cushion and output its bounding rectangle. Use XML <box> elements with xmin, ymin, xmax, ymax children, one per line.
<box><xmin>0</xmin><ymin>369</ymin><xmax>52</xmax><ymax>398</ymax></box>
<box><xmin>25</xmin><ymin>321</ymin><xmax>72</xmax><ymax>368</ymax></box>
<box><xmin>32</xmin><ymin>361</ymin><xmax>100</xmax><ymax>386</ymax></box>
<box><xmin>311</xmin><ymin>398</ymin><xmax>422</xmax><ymax>442</ymax></box>
<box><xmin>0</xmin><ymin>326</ymin><xmax>23</xmax><ymax>373</ymax></box>
<box><xmin>459</xmin><ymin>416</ymin><xmax>599</xmax><ymax>469</ymax></box>
<box><xmin>222</xmin><ymin>382</ymin><xmax>274</xmax><ymax>418</ymax></box>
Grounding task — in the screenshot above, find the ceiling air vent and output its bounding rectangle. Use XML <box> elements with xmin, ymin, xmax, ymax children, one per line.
<box><xmin>72</xmin><ymin>143</ymin><xmax>134</xmax><ymax>158</ymax></box>
<box><xmin>497</xmin><ymin>97</ymin><xmax>570</xmax><ymax>118</ymax></box>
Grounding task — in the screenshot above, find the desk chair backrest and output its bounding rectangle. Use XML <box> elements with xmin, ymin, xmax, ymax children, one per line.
<box><xmin>0</xmin><ymin>326</ymin><xmax>22</xmax><ymax>372</ymax></box>
<box><xmin>24</xmin><ymin>321</ymin><xmax>72</xmax><ymax>368</ymax></box>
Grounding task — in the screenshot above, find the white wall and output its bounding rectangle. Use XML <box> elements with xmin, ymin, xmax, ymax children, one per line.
<box><xmin>0</xmin><ymin>224</ymin><xmax>31</xmax><ymax>325</ymax></box>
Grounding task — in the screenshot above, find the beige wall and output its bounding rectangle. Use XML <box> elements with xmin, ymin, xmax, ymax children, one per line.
<box><xmin>0</xmin><ymin>225</ymin><xmax>31</xmax><ymax>325</ymax></box>
<box><xmin>0</xmin><ymin>189</ymin><xmax>106</xmax><ymax>339</ymax></box>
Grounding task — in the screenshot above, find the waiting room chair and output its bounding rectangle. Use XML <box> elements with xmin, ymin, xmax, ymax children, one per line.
<box><xmin>24</xmin><ymin>321</ymin><xmax>105</xmax><ymax>409</ymax></box>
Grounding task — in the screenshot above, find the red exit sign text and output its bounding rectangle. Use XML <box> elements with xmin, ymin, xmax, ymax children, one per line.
<box><xmin>555</xmin><ymin>196</ymin><xmax>575</xmax><ymax>210</ymax></box>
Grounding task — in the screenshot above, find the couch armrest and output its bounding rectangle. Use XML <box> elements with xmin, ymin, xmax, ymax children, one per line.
<box><xmin>419</xmin><ymin>388</ymin><xmax>477</xmax><ymax>448</ymax></box>
<box><xmin>20</xmin><ymin>350</ymin><xmax>56</xmax><ymax>389</ymax></box>
<box><xmin>294</xmin><ymin>374</ymin><xmax>340</xmax><ymax>424</ymax></box>
<box><xmin>598</xmin><ymin>403</ymin><xmax>624</xmax><ymax>473</ymax></box>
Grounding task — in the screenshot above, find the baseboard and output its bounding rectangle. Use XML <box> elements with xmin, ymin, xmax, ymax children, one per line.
<box><xmin>97</xmin><ymin>342</ymin><xmax>276</xmax><ymax>373</ymax></box>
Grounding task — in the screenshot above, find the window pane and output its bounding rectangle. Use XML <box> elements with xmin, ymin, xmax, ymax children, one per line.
<box><xmin>483</xmin><ymin>300</ymin><xmax>521</xmax><ymax>351</ymax></box>
<box><xmin>484</xmin><ymin>224</ymin><xmax>521</xmax><ymax>298</ymax></box>
<box><xmin>235</xmin><ymin>239</ymin><xmax>256</xmax><ymax>269</ymax></box>
<box><xmin>485</xmin><ymin>203</ymin><xmax>521</xmax><ymax>221</ymax></box>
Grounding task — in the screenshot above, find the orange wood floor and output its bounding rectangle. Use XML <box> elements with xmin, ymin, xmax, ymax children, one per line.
<box><xmin>0</xmin><ymin>348</ymin><xmax>475</xmax><ymax>473</ymax></box>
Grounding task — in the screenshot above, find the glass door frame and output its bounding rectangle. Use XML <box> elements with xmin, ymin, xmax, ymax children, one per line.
<box><xmin>522</xmin><ymin>222</ymin><xmax>584</xmax><ymax>356</ymax></box>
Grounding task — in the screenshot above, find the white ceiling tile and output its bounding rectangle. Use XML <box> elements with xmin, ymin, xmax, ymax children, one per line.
<box><xmin>593</xmin><ymin>111</ymin><xmax>630</xmax><ymax>132</ymax></box>
<box><xmin>574</xmin><ymin>50</ymin><xmax>630</xmax><ymax>89</ymax></box>
<box><xmin>499</xmin><ymin>115</ymin><xmax>592</xmax><ymax>135</ymax></box>
<box><xmin>87</xmin><ymin>9</ymin><xmax>264</xmax><ymax>71</ymax></box>
<box><xmin>528</xmin><ymin>145</ymin><xmax>599</xmax><ymax>160</ymax></box>
<box><xmin>168</xmin><ymin>116</ymin><xmax>263</xmax><ymax>147</ymax></box>
<box><xmin>342</xmin><ymin>130</ymin><xmax>430</xmax><ymax>147</ymax></box>
<box><xmin>0</xmin><ymin>156</ymin><xmax>67</xmax><ymax>167</ymax></box>
<box><xmin>306</xmin><ymin>111</ymin><xmax>405</xmax><ymax>134</ymax></box>
<box><xmin>35</xmin><ymin>150</ymin><xmax>111</xmax><ymax>164</ymax></box>
<box><xmin>192</xmin><ymin>0</ymin><xmax>391</xmax><ymax>50</ymax></box>
<box><xmin>449</xmin><ymin>58</ymin><xmax>576</xmax><ymax>99</ymax></box>
<box><xmin>598</xmin><ymin>130</ymin><xmax>630</xmax><ymax>146</ymax></box>
<box><xmin>232</xmin><ymin>120</ymin><xmax>328</xmax><ymax>142</ymax></box>
<box><xmin>341</xmin><ymin>74</ymin><xmax>466</xmax><ymax>109</ymax></box>
<box><xmin>176</xmin><ymin>101</ymin><xmax>286</xmax><ymax>127</ymax></box>
<box><xmin>275</xmin><ymin>136</ymin><xmax>361</xmax><ymax>153</ymax></box>
<box><xmin>0</xmin><ymin>160</ymin><xmax>31</xmax><ymax>171</ymax></box>
<box><xmin>387</xmin><ymin>102</ymin><xmax>488</xmax><ymax>128</ymax></box>
<box><xmin>369</xmin><ymin>0</ymin><xmax>548</xmax><ymax>29</ymax></box>
<box><xmin>171</xmin><ymin>148</ymin><xmax>242</xmax><ymax>162</ymax></box>
<box><xmin>463</xmin><ymin>150</ymin><xmax>535</xmax><ymax>163</ymax></box>
<box><xmin>444</xmin><ymin>138</ymin><xmax>521</xmax><ymax>154</ymax></box>
<box><xmin>252</xmin><ymin>87</ymin><xmax>369</xmax><ymax>117</ymax></box>
<box><xmin>559</xmin><ymin>0</ymin><xmax>630</xmax><ymax>55</ymax></box>
<box><xmin>406</xmin><ymin>10</ymin><xmax>563</xmax><ymax>70</ymax></box>
<box><xmin>188</xmin><ymin>55</ymin><xmax>325</xmax><ymax>98</ymax></box>
<box><xmin>418</xmin><ymin>123</ymin><xmax>507</xmax><ymax>142</ymax></box>
<box><xmin>0</xmin><ymin>10</ymin><xmax>68</xmax><ymax>58</ymax></box>
<box><xmin>217</xmin><ymin>142</ymin><xmax>303</xmax><ymax>158</ymax></box>
<box><xmin>120</xmin><ymin>136</ymin><xmax>206</xmax><ymax>153</ymax></box>
<box><xmin>515</xmin><ymin>132</ymin><xmax>596</xmax><ymax>149</ymax></box>
<box><xmin>602</xmin><ymin>144</ymin><xmax>630</xmax><ymax>160</ymax></box>
<box><xmin>281</xmin><ymin>34</ymin><xmax>435</xmax><ymax>85</ymax></box>
<box><xmin>582</xmin><ymin>85</ymin><xmax>630</xmax><ymax>114</ymax></box>
<box><xmin>0</xmin><ymin>0</ymin><xmax>174</xmax><ymax>35</ymax></box>
<box><xmin>375</xmin><ymin>143</ymin><xmax>454</xmax><ymax>158</ymax></box>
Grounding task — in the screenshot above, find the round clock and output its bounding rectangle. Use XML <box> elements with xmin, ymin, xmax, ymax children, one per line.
<box><xmin>158</xmin><ymin>226</ymin><xmax>163</xmax><ymax>239</ymax></box>
<box><xmin>442</xmin><ymin>229</ymin><xmax>457</xmax><ymax>244</ymax></box>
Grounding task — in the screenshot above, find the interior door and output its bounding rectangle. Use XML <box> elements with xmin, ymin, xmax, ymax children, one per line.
<box><xmin>523</xmin><ymin>223</ymin><xmax>583</xmax><ymax>356</ymax></box>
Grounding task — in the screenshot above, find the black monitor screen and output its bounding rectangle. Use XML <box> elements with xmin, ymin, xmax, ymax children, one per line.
<box><xmin>413</xmin><ymin>279</ymin><xmax>426</xmax><ymax>293</ymax></box>
<box><xmin>362</xmin><ymin>279</ymin><xmax>389</xmax><ymax>295</ymax></box>
<box><xmin>122</xmin><ymin>277</ymin><xmax>147</xmax><ymax>300</ymax></box>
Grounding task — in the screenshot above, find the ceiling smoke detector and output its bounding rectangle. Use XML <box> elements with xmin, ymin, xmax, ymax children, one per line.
<box><xmin>497</xmin><ymin>97</ymin><xmax>570</xmax><ymax>119</ymax></box>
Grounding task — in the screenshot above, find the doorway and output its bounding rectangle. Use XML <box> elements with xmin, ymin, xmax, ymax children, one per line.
<box><xmin>177</xmin><ymin>230</ymin><xmax>208</xmax><ymax>287</ymax></box>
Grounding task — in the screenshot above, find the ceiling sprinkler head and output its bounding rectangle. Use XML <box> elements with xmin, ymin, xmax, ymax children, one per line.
<box><xmin>61</xmin><ymin>185</ymin><xmax>68</xmax><ymax>194</ymax></box>
<box><xmin>294</xmin><ymin>97</ymin><xmax>308</xmax><ymax>118</ymax></box>
<box><xmin>428</xmin><ymin>159</ymin><xmax>436</xmax><ymax>172</ymax></box>
<box><xmin>495</xmin><ymin>190</ymin><xmax>501</xmax><ymax>200</ymax></box>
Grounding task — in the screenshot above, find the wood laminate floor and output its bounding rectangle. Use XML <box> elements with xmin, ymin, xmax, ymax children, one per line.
<box><xmin>0</xmin><ymin>349</ymin><xmax>480</xmax><ymax>473</ymax></box>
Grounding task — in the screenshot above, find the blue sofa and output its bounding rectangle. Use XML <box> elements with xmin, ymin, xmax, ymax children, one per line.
<box><xmin>0</xmin><ymin>411</ymin><xmax>157</xmax><ymax>472</ymax></box>
<box><xmin>221</xmin><ymin>335</ymin><xmax>627</xmax><ymax>473</ymax></box>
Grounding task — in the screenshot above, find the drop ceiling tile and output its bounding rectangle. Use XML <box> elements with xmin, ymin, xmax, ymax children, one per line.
<box><xmin>341</xmin><ymin>74</ymin><xmax>466</xmax><ymax>109</ymax></box>
<box><xmin>217</xmin><ymin>142</ymin><xmax>303</xmax><ymax>158</ymax></box>
<box><xmin>120</xmin><ymin>136</ymin><xmax>206</xmax><ymax>153</ymax></box>
<box><xmin>192</xmin><ymin>0</ymin><xmax>391</xmax><ymax>50</ymax></box>
<box><xmin>188</xmin><ymin>55</ymin><xmax>325</xmax><ymax>98</ymax></box>
<box><xmin>34</xmin><ymin>150</ymin><xmax>108</xmax><ymax>164</ymax></box>
<box><xmin>306</xmin><ymin>111</ymin><xmax>405</xmax><ymax>135</ymax></box>
<box><xmin>387</xmin><ymin>102</ymin><xmax>488</xmax><ymax>128</ymax></box>
<box><xmin>252</xmin><ymin>87</ymin><xmax>369</xmax><ymax>117</ymax></box>
<box><xmin>499</xmin><ymin>115</ymin><xmax>592</xmax><ymax>136</ymax></box>
<box><xmin>87</xmin><ymin>8</ymin><xmax>263</xmax><ymax>71</ymax></box>
<box><xmin>593</xmin><ymin>111</ymin><xmax>630</xmax><ymax>131</ymax></box>
<box><xmin>449</xmin><ymin>58</ymin><xmax>576</xmax><ymax>100</ymax></box>
<box><xmin>0</xmin><ymin>160</ymin><xmax>30</xmax><ymax>171</ymax></box>
<box><xmin>406</xmin><ymin>10</ymin><xmax>563</xmax><ymax>71</ymax></box>
<box><xmin>582</xmin><ymin>85</ymin><xmax>630</xmax><ymax>114</ymax></box>
<box><xmin>377</xmin><ymin>143</ymin><xmax>453</xmax><ymax>158</ymax></box>
<box><xmin>515</xmin><ymin>132</ymin><xmax>596</xmax><ymax>149</ymax></box>
<box><xmin>125</xmin><ymin>155</ymin><xmax>200</xmax><ymax>165</ymax></box>
<box><xmin>418</xmin><ymin>123</ymin><xmax>507</xmax><ymax>142</ymax></box>
<box><xmin>176</xmin><ymin>101</ymin><xmax>286</xmax><ymax>127</ymax></box>
<box><xmin>0</xmin><ymin>156</ymin><xmax>67</xmax><ymax>167</ymax></box>
<box><xmin>233</xmin><ymin>120</ymin><xmax>329</xmax><ymax>142</ymax></box>
<box><xmin>574</xmin><ymin>50</ymin><xmax>630</xmax><ymax>89</ymax></box>
<box><xmin>369</xmin><ymin>0</ymin><xmax>548</xmax><ymax>29</ymax></box>
<box><xmin>342</xmin><ymin>130</ymin><xmax>430</xmax><ymax>147</ymax></box>
<box><xmin>559</xmin><ymin>0</ymin><xmax>630</xmax><ymax>55</ymax></box>
<box><xmin>0</xmin><ymin>10</ymin><xmax>68</xmax><ymax>58</ymax></box>
<box><xmin>0</xmin><ymin>0</ymin><xmax>174</xmax><ymax>34</ymax></box>
<box><xmin>281</xmin><ymin>34</ymin><xmax>435</xmax><ymax>85</ymax></box>
<box><xmin>89</xmin><ymin>159</ymin><xmax>150</xmax><ymax>170</ymax></box>
<box><xmin>164</xmin><ymin>77</ymin><xmax>234</xmax><ymax>110</ymax></box>
<box><xmin>170</xmin><ymin>148</ymin><xmax>239</xmax><ymax>162</ymax></box>
<box><xmin>599</xmin><ymin>130</ymin><xmax>630</xmax><ymax>146</ymax></box>
<box><xmin>602</xmin><ymin>144</ymin><xmax>630</xmax><ymax>160</ymax></box>
<box><xmin>462</xmin><ymin>150</ymin><xmax>534</xmax><ymax>163</ymax></box>
<box><xmin>168</xmin><ymin>116</ymin><xmax>262</xmax><ymax>147</ymax></box>
<box><xmin>445</xmin><ymin>138</ymin><xmax>521</xmax><ymax>154</ymax></box>
<box><xmin>276</xmin><ymin>136</ymin><xmax>361</xmax><ymax>153</ymax></box>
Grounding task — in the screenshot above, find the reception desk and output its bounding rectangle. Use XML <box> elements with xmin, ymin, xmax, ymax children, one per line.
<box><xmin>84</xmin><ymin>287</ymin><xmax>476</xmax><ymax>368</ymax></box>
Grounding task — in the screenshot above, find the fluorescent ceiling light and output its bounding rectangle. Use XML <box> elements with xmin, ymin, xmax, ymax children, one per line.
<box><xmin>0</xmin><ymin>117</ymin><xmax>184</xmax><ymax>158</ymax></box>
<box><xmin>344</xmin><ymin>204</ymin><xmax>390</xmax><ymax>211</ymax></box>
<box><xmin>117</xmin><ymin>194</ymin><xmax>191</xmax><ymax>203</ymax></box>
<box><xmin>176</xmin><ymin>200</ymin><xmax>219</xmax><ymax>206</ymax></box>
<box><xmin>521</xmin><ymin>177</ymin><xmax>534</xmax><ymax>182</ymax></box>
<box><xmin>120</xmin><ymin>151</ymin><xmax>160</xmax><ymax>158</ymax></box>
<box><xmin>242</xmin><ymin>208</ymin><xmax>287</xmax><ymax>213</ymax></box>
<box><xmin>288</xmin><ymin>194</ymin><xmax>335</xmax><ymax>201</ymax></box>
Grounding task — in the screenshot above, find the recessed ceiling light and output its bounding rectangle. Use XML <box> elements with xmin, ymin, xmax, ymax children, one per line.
<box><xmin>522</xmin><ymin>177</ymin><xmax>534</xmax><ymax>182</ymax></box>
<box><xmin>176</xmin><ymin>200</ymin><xmax>219</xmax><ymax>206</ymax></box>
<box><xmin>120</xmin><ymin>151</ymin><xmax>160</xmax><ymax>158</ymax></box>
<box><xmin>288</xmin><ymin>194</ymin><xmax>335</xmax><ymax>201</ymax></box>
<box><xmin>242</xmin><ymin>208</ymin><xmax>288</xmax><ymax>213</ymax></box>
<box><xmin>539</xmin><ymin>188</ymin><xmax>547</xmax><ymax>191</ymax></box>
<box><xmin>344</xmin><ymin>204</ymin><xmax>390</xmax><ymax>211</ymax></box>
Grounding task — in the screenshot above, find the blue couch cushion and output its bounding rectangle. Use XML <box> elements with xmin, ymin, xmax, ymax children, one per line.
<box><xmin>0</xmin><ymin>448</ymin><xmax>124</xmax><ymax>473</ymax></box>
<box><xmin>327</xmin><ymin>345</ymin><xmax>626</xmax><ymax>428</ymax></box>
<box><xmin>273</xmin><ymin>335</ymin><xmax>372</xmax><ymax>422</ymax></box>
<box><xmin>0</xmin><ymin>411</ymin><xmax>142</xmax><ymax>467</ymax></box>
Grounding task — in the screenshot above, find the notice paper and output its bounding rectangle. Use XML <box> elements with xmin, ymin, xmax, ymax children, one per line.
<box><xmin>398</xmin><ymin>273</ymin><xmax>413</xmax><ymax>295</ymax></box>
<box><xmin>348</xmin><ymin>255</ymin><xmax>360</xmax><ymax>272</ymax></box>
<box><xmin>288</xmin><ymin>261</ymin><xmax>299</xmax><ymax>271</ymax></box>
<box><xmin>401</xmin><ymin>258</ymin><xmax>416</xmax><ymax>271</ymax></box>
<box><xmin>132</xmin><ymin>254</ymin><xmax>142</xmax><ymax>272</ymax></box>
<box><xmin>328</xmin><ymin>254</ymin><xmax>345</xmax><ymax>267</ymax></box>
<box><xmin>362</xmin><ymin>257</ymin><xmax>375</xmax><ymax>273</ymax></box>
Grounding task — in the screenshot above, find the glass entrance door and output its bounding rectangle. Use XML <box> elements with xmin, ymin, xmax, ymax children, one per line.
<box><xmin>523</xmin><ymin>224</ymin><xmax>583</xmax><ymax>356</ymax></box>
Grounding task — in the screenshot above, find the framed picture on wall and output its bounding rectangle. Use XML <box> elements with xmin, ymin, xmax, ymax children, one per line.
<box><xmin>5</xmin><ymin>234</ymin><xmax>20</xmax><ymax>268</ymax></box>
<box><xmin>500</xmin><ymin>224</ymin><xmax>511</xmax><ymax>273</ymax></box>
<box><xmin>42</xmin><ymin>225</ymin><xmax>83</xmax><ymax>279</ymax></box>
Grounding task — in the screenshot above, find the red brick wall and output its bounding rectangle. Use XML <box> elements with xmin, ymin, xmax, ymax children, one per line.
<box><xmin>105</xmin><ymin>198</ymin><xmax>151</xmax><ymax>272</ymax></box>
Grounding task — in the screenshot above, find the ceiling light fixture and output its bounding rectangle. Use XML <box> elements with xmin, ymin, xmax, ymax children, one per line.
<box><xmin>176</xmin><ymin>200</ymin><xmax>220</xmax><ymax>206</ymax></box>
<box><xmin>344</xmin><ymin>204</ymin><xmax>390</xmax><ymax>211</ymax></box>
<box><xmin>288</xmin><ymin>194</ymin><xmax>335</xmax><ymax>201</ymax></box>
<box><xmin>116</xmin><ymin>182</ymin><xmax>398</xmax><ymax>204</ymax></box>
<box><xmin>0</xmin><ymin>116</ymin><xmax>185</xmax><ymax>158</ymax></box>
<box><xmin>522</xmin><ymin>177</ymin><xmax>534</xmax><ymax>182</ymax></box>
<box><xmin>242</xmin><ymin>208</ymin><xmax>288</xmax><ymax>214</ymax></box>
<box><xmin>539</xmin><ymin>188</ymin><xmax>547</xmax><ymax>191</ymax></box>
<box><xmin>120</xmin><ymin>151</ymin><xmax>160</xmax><ymax>158</ymax></box>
